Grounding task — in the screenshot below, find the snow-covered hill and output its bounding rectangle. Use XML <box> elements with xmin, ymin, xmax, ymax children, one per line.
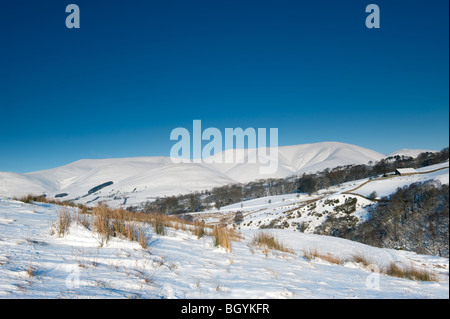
<box><xmin>191</xmin><ymin>161</ymin><xmax>449</xmax><ymax>234</ymax></box>
<box><xmin>0</xmin><ymin>197</ymin><xmax>448</xmax><ymax>298</ymax></box>
<box><xmin>0</xmin><ymin>142</ymin><xmax>385</xmax><ymax>207</ymax></box>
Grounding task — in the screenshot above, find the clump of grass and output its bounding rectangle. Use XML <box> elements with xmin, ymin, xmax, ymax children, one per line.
<box><xmin>137</xmin><ymin>226</ymin><xmax>149</xmax><ymax>249</ymax></box>
<box><xmin>303</xmin><ymin>250</ymin><xmax>437</xmax><ymax>282</ymax></box>
<box><xmin>350</xmin><ymin>253</ymin><xmax>372</xmax><ymax>267</ymax></box>
<box><xmin>229</xmin><ymin>228</ymin><xmax>245</xmax><ymax>242</ymax></box>
<box><xmin>193</xmin><ymin>220</ymin><xmax>206</xmax><ymax>239</ymax></box>
<box><xmin>303</xmin><ymin>248</ymin><xmax>342</xmax><ymax>265</ymax></box>
<box><xmin>26</xmin><ymin>261</ymin><xmax>38</xmax><ymax>277</ymax></box>
<box><xmin>303</xmin><ymin>250</ymin><xmax>314</xmax><ymax>261</ymax></box>
<box><xmin>111</xmin><ymin>219</ymin><xmax>150</xmax><ymax>249</ymax></box>
<box><xmin>75</xmin><ymin>211</ymin><xmax>90</xmax><ymax>229</ymax></box>
<box><xmin>54</xmin><ymin>208</ymin><xmax>72</xmax><ymax>237</ymax></box>
<box><xmin>112</xmin><ymin>220</ymin><xmax>124</xmax><ymax>238</ymax></box>
<box><xmin>251</xmin><ymin>232</ymin><xmax>294</xmax><ymax>254</ymax></box>
<box><xmin>384</xmin><ymin>262</ymin><xmax>436</xmax><ymax>282</ymax></box>
<box><xmin>92</xmin><ymin>204</ymin><xmax>114</xmax><ymax>246</ymax></box>
<box><xmin>113</xmin><ymin>220</ymin><xmax>132</xmax><ymax>241</ymax></box>
<box><xmin>123</xmin><ymin>222</ymin><xmax>139</xmax><ymax>242</ymax></box>
<box><xmin>151</xmin><ymin>214</ymin><xmax>166</xmax><ymax>236</ymax></box>
<box><xmin>212</xmin><ymin>225</ymin><xmax>232</xmax><ymax>252</ymax></box>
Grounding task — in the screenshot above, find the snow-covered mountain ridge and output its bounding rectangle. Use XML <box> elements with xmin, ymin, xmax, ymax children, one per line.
<box><xmin>0</xmin><ymin>142</ymin><xmax>386</xmax><ymax>206</ymax></box>
<box><xmin>0</xmin><ymin>142</ymin><xmax>433</xmax><ymax>207</ymax></box>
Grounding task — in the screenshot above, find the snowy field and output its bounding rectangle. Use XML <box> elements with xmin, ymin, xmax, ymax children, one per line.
<box><xmin>0</xmin><ymin>198</ymin><xmax>448</xmax><ymax>299</ymax></box>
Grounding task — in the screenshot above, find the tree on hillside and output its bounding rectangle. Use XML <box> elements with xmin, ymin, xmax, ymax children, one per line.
<box><xmin>297</xmin><ymin>175</ymin><xmax>317</xmax><ymax>195</ymax></box>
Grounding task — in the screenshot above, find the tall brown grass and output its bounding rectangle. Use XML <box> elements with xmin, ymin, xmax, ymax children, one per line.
<box><xmin>384</xmin><ymin>262</ymin><xmax>436</xmax><ymax>282</ymax></box>
<box><xmin>304</xmin><ymin>250</ymin><xmax>437</xmax><ymax>282</ymax></box>
<box><xmin>350</xmin><ymin>253</ymin><xmax>372</xmax><ymax>267</ymax></box>
<box><xmin>151</xmin><ymin>214</ymin><xmax>166</xmax><ymax>236</ymax></box>
<box><xmin>75</xmin><ymin>211</ymin><xmax>91</xmax><ymax>229</ymax></box>
<box><xmin>303</xmin><ymin>249</ymin><xmax>343</xmax><ymax>265</ymax></box>
<box><xmin>137</xmin><ymin>226</ymin><xmax>149</xmax><ymax>249</ymax></box>
<box><xmin>17</xmin><ymin>194</ymin><xmax>246</xmax><ymax>252</ymax></box>
<box><xmin>251</xmin><ymin>232</ymin><xmax>294</xmax><ymax>254</ymax></box>
<box><xmin>92</xmin><ymin>205</ymin><xmax>114</xmax><ymax>246</ymax></box>
<box><xmin>54</xmin><ymin>208</ymin><xmax>72</xmax><ymax>237</ymax></box>
<box><xmin>26</xmin><ymin>263</ymin><xmax>38</xmax><ymax>277</ymax></box>
<box><xmin>212</xmin><ymin>226</ymin><xmax>232</xmax><ymax>252</ymax></box>
<box><xmin>193</xmin><ymin>220</ymin><xmax>206</xmax><ymax>239</ymax></box>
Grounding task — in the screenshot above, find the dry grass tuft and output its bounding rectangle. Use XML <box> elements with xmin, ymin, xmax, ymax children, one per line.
<box><xmin>137</xmin><ymin>226</ymin><xmax>149</xmax><ymax>249</ymax></box>
<box><xmin>193</xmin><ymin>220</ymin><xmax>206</xmax><ymax>239</ymax></box>
<box><xmin>75</xmin><ymin>211</ymin><xmax>90</xmax><ymax>229</ymax></box>
<box><xmin>54</xmin><ymin>208</ymin><xmax>72</xmax><ymax>237</ymax></box>
<box><xmin>92</xmin><ymin>204</ymin><xmax>114</xmax><ymax>245</ymax></box>
<box><xmin>251</xmin><ymin>232</ymin><xmax>294</xmax><ymax>254</ymax></box>
<box><xmin>212</xmin><ymin>226</ymin><xmax>232</xmax><ymax>252</ymax></box>
<box><xmin>26</xmin><ymin>261</ymin><xmax>38</xmax><ymax>277</ymax></box>
<box><xmin>304</xmin><ymin>250</ymin><xmax>437</xmax><ymax>282</ymax></box>
<box><xmin>384</xmin><ymin>262</ymin><xmax>436</xmax><ymax>282</ymax></box>
<box><xmin>350</xmin><ymin>253</ymin><xmax>372</xmax><ymax>267</ymax></box>
<box><xmin>303</xmin><ymin>248</ymin><xmax>343</xmax><ymax>265</ymax></box>
<box><xmin>229</xmin><ymin>228</ymin><xmax>245</xmax><ymax>242</ymax></box>
<box><xmin>151</xmin><ymin>214</ymin><xmax>166</xmax><ymax>236</ymax></box>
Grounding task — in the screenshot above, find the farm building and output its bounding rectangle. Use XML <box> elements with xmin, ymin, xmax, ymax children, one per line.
<box><xmin>395</xmin><ymin>168</ymin><xmax>417</xmax><ymax>176</ymax></box>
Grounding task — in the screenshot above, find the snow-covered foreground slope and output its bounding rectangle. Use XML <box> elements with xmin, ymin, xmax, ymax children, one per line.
<box><xmin>0</xmin><ymin>142</ymin><xmax>385</xmax><ymax>207</ymax></box>
<box><xmin>0</xmin><ymin>198</ymin><xmax>448</xmax><ymax>299</ymax></box>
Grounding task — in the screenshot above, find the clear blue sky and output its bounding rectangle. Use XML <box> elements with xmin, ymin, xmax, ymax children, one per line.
<box><xmin>0</xmin><ymin>0</ymin><xmax>448</xmax><ymax>173</ymax></box>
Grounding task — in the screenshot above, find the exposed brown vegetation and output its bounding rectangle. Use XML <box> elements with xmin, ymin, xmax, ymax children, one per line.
<box><xmin>303</xmin><ymin>249</ymin><xmax>437</xmax><ymax>282</ymax></box>
<box><xmin>212</xmin><ymin>226</ymin><xmax>232</xmax><ymax>252</ymax></box>
<box><xmin>350</xmin><ymin>253</ymin><xmax>372</xmax><ymax>267</ymax></box>
<box><xmin>92</xmin><ymin>205</ymin><xmax>114</xmax><ymax>246</ymax></box>
<box><xmin>384</xmin><ymin>262</ymin><xmax>436</xmax><ymax>282</ymax></box>
<box><xmin>54</xmin><ymin>208</ymin><xmax>72</xmax><ymax>238</ymax></box>
<box><xmin>75</xmin><ymin>211</ymin><xmax>90</xmax><ymax>229</ymax></box>
<box><xmin>303</xmin><ymin>249</ymin><xmax>343</xmax><ymax>265</ymax></box>
<box><xmin>193</xmin><ymin>220</ymin><xmax>206</xmax><ymax>239</ymax></box>
<box><xmin>137</xmin><ymin>226</ymin><xmax>149</xmax><ymax>249</ymax></box>
<box><xmin>251</xmin><ymin>232</ymin><xmax>294</xmax><ymax>254</ymax></box>
<box><xmin>16</xmin><ymin>194</ymin><xmax>244</xmax><ymax>253</ymax></box>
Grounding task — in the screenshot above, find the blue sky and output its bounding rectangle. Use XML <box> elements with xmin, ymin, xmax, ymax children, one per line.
<box><xmin>0</xmin><ymin>0</ymin><xmax>448</xmax><ymax>173</ymax></box>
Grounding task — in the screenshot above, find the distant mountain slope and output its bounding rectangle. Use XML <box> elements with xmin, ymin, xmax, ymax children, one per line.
<box><xmin>0</xmin><ymin>142</ymin><xmax>385</xmax><ymax>206</ymax></box>
<box><xmin>388</xmin><ymin>148</ymin><xmax>437</xmax><ymax>158</ymax></box>
<box><xmin>206</xmin><ymin>142</ymin><xmax>385</xmax><ymax>183</ymax></box>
